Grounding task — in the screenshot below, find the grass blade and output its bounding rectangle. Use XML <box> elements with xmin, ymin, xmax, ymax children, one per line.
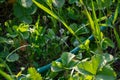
<box><xmin>113</xmin><ymin>28</ymin><xmax>120</xmax><ymax>49</ymax></box>
<box><xmin>112</xmin><ymin>3</ymin><xmax>119</xmax><ymax>24</ymax></box>
<box><xmin>32</xmin><ymin>0</ymin><xmax>79</xmax><ymax>41</ymax></box>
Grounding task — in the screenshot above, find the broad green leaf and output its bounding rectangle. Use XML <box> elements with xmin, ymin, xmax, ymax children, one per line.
<box><xmin>99</xmin><ymin>53</ymin><xmax>114</xmax><ymax>69</ymax></box>
<box><xmin>96</xmin><ymin>65</ymin><xmax>116</xmax><ymax>80</ymax></box>
<box><xmin>0</xmin><ymin>37</ymin><xmax>8</xmax><ymax>43</ymax></box>
<box><xmin>75</xmin><ymin>54</ymin><xmax>102</xmax><ymax>75</ymax></box>
<box><xmin>0</xmin><ymin>37</ymin><xmax>13</xmax><ymax>44</ymax></box>
<box><xmin>13</xmin><ymin>3</ymin><xmax>23</xmax><ymax>18</ymax></box>
<box><xmin>52</xmin><ymin>0</ymin><xmax>65</xmax><ymax>8</ymax></box>
<box><xmin>6</xmin><ymin>53</ymin><xmax>19</xmax><ymax>62</ymax></box>
<box><xmin>26</xmin><ymin>4</ymin><xmax>37</xmax><ymax>15</ymax></box>
<box><xmin>91</xmin><ymin>54</ymin><xmax>102</xmax><ymax>73</ymax></box>
<box><xmin>28</xmin><ymin>67</ymin><xmax>42</xmax><ymax>80</ymax></box>
<box><xmin>77</xmin><ymin>61</ymin><xmax>95</xmax><ymax>74</ymax></box>
<box><xmin>61</xmin><ymin>52</ymin><xmax>75</xmax><ymax>66</ymax></box>
<box><xmin>18</xmin><ymin>0</ymin><xmax>33</xmax><ymax>8</ymax></box>
<box><xmin>19</xmin><ymin>15</ymin><xmax>32</xmax><ymax>24</ymax></box>
<box><xmin>51</xmin><ymin>61</ymin><xmax>63</xmax><ymax>72</ymax></box>
<box><xmin>13</xmin><ymin>3</ymin><xmax>33</xmax><ymax>24</ymax></box>
<box><xmin>21</xmin><ymin>32</ymin><xmax>30</xmax><ymax>39</ymax></box>
<box><xmin>67</xmin><ymin>60</ymin><xmax>78</xmax><ymax>68</ymax></box>
<box><xmin>103</xmin><ymin>53</ymin><xmax>114</xmax><ymax>63</ymax></box>
<box><xmin>75</xmin><ymin>63</ymin><xmax>94</xmax><ymax>75</ymax></box>
<box><xmin>7</xmin><ymin>33</ymin><xmax>18</xmax><ymax>38</ymax></box>
<box><xmin>47</xmin><ymin>29</ymin><xmax>55</xmax><ymax>39</ymax></box>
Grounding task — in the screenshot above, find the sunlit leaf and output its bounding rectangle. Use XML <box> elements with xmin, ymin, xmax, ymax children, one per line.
<box><xmin>61</xmin><ymin>52</ymin><xmax>75</xmax><ymax>66</ymax></box>
<box><xmin>18</xmin><ymin>23</ymin><xmax>29</xmax><ymax>32</ymax></box>
<box><xmin>96</xmin><ymin>65</ymin><xmax>116</xmax><ymax>80</ymax></box>
<box><xmin>28</xmin><ymin>67</ymin><xmax>43</xmax><ymax>80</ymax></box>
<box><xmin>51</xmin><ymin>61</ymin><xmax>63</xmax><ymax>72</ymax></box>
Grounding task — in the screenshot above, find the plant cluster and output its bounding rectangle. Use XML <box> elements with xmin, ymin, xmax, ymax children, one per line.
<box><xmin>0</xmin><ymin>0</ymin><xmax>120</xmax><ymax>80</ymax></box>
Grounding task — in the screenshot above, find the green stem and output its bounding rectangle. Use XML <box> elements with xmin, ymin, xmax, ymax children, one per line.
<box><xmin>6</xmin><ymin>44</ymin><xmax>31</xmax><ymax>61</ymax></box>
<box><xmin>0</xmin><ymin>58</ymin><xmax>13</xmax><ymax>80</ymax></box>
<box><xmin>0</xmin><ymin>69</ymin><xmax>13</xmax><ymax>80</ymax></box>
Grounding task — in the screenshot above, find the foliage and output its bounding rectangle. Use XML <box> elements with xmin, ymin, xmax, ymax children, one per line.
<box><xmin>50</xmin><ymin>52</ymin><xmax>116</xmax><ymax>80</ymax></box>
<box><xmin>19</xmin><ymin>67</ymin><xmax>42</xmax><ymax>80</ymax></box>
<box><xmin>0</xmin><ymin>0</ymin><xmax>120</xmax><ymax>80</ymax></box>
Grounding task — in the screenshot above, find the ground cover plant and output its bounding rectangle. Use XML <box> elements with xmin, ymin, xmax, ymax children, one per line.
<box><xmin>0</xmin><ymin>0</ymin><xmax>120</xmax><ymax>80</ymax></box>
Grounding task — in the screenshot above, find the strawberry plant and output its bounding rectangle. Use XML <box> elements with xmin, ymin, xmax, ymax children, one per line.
<box><xmin>0</xmin><ymin>0</ymin><xmax>120</xmax><ymax>80</ymax></box>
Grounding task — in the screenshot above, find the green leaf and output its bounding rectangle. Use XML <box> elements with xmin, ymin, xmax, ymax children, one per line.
<box><xmin>75</xmin><ymin>54</ymin><xmax>102</xmax><ymax>75</ymax></box>
<box><xmin>13</xmin><ymin>3</ymin><xmax>34</xmax><ymax>24</ymax></box>
<box><xmin>47</xmin><ymin>29</ymin><xmax>55</xmax><ymax>39</ymax></box>
<box><xmin>18</xmin><ymin>0</ymin><xmax>33</xmax><ymax>8</ymax></box>
<box><xmin>52</xmin><ymin>0</ymin><xmax>65</xmax><ymax>8</ymax></box>
<box><xmin>91</xmin><ymin>54</ymin><xmax>103</xmax><ymax>73</ymax></box>
<box><xmin>75</xmin><ymin>64</ymin><xmax>93</xmax><ymax>75</ymax></box>
<box><xmin>19</xmin><ymin>15</ymin><xmax>32</xmax><ymax>24</ymax></box>
<box><xmin>103</xmin><ymin>53</ymin><xmax>114</xmax><ymax>63</ymax></box>
<box><xmin>67</xmin><ymin>8</ymin><xmax>79</xmax><ymax>20</ymax></box>
<box><xmin>67</xmin><ymin>60</ymin><xmax>78</xmax><ymax>68</ymax></box>
<box><xmin>0</xmin><ymin>37</ymin><xmax>14</xmax><ymax>44</ymax></box>
<box><xmin>28</xmin><ymin>67</ymin><xmax>42</xmax><ymax>80</ymax></box>
<box><xmin>21</xmin><ymin>32</ymin><xmax>30</xmax><ymax>39</ymax></box>
<box><xmin>101</xmin><ymin>38</ymin><xmax>114</xmax><ymax>50</ymax></box>
<box><xmin>68</xmin><ymin>0</ymin><xmax>78</xmax><ymax>4</ymax></box>
<box><xmin>51</xmin><ymin>61</ymin><xmax>63</xmax><ymax>72</ymax></box>
<box><xmin>6</xmin><ymin>33</ymin><xmax>18</xmax><ymax>38</ymax></box>
<box><xmin>0</xmin><ymin>37</ymin><xmax>8</xmax><ymax>43</ymax></box>
<box><xmin>6</xmin><ymin>53</ymin><xmax>19</xmax><ymax>62</ymax></box>
<box><xmin>28</xmin><ymin>4</ymin><xmax>37</xmax><ymax>15</ymax></box>
<box><xmin>61</xmin><ymin>52</ymin><xmax>75</xmax><ymax>66</ymax></box>
<box><xmin>18</xmin><ymin>23</ymin><xmax>29</xmax><ymax>32</ymax></box>
<box><xmin>96</xmin><ymin>65</ymin><xmax>116</xmax><ymax>80</ymax></box>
